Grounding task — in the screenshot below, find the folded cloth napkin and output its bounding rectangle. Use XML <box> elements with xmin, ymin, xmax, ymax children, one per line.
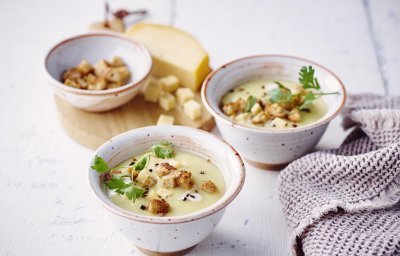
<box><xmin>277</xmin><ymin>94</ymin><xmax>400</xmax><ymax>256</ymax></box>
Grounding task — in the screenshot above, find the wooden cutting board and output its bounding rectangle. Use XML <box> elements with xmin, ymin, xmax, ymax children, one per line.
<box><xmin>55</xmin><ymin>93</ymin><xmax>215</xmax><ymax>149</ymax></box>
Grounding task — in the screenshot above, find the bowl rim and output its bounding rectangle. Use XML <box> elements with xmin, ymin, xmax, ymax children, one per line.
<box><xmin>87</xmin><ymin>125</ymin><xmax>246</xmax><ymax>224</ymax></box>
<box><xmin>43</xmin><ymin>31</ymin><xmax>152</xmax><ymax>96</ymax></box>
<box><xmin>201</xmin><ymin>54</ymin><xmax>347</xmax><ymax>134</ymax></box>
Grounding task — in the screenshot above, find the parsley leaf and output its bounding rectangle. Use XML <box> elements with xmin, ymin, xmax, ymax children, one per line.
<box><xmin>126</xmin><ymin>187</ymin><xmax>145</xmax><ymax>202</ymax></box>
<box><xmin>91</xmin><ymin>155</ymin><xmax>109</xmax><ymax>173</ymax></box>
<box><xmin>151</xmin><ymin>142</ymin><xmax>175</xmax><ymax>159</ymax></box>
<box><xmin>244</xmin><ymin>95</ymin><xmax>257</xmax><ymax>112</ymax></box>
<box><xmin>105</xmin><ymin>177</ymin><xmax>144</xmax><ymax>203</ymax></box>
<box><xmin>300</xmin><ymin>91</ymin><xmax>317</xmax><ymax>110</ymax></box>
<box><xmin>105</xmin><ymin>178</ymin><xmax>132</xmax><ymax>190</ymax></box>
<box><xmin>133</xmin><ymin>153</ymin><xmax>151</xmax><ymax>171</ymax></box>
<box><xmin>269</xmin><ymin>82</ymin><xmax>293</xmax><ymax>103</ymax></box>
<box><xmin>299</xmin><ymin>66</ymin><xmax>320</xmax><ymax>89</ymax></box>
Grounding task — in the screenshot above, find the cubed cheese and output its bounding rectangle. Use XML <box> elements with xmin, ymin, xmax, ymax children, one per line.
<box><xmin>159</xmin><ymin>75</ymin><xmax>179</xmax><ymax>93</ymax></box>
<box><xmin>159</xmin><ymin>93</ymin><xmax>176</xmax><ymax>111</ymax></box>
<box><xmin>183</xmin><ymin>99</ymin><xmax>201</xmax><ymax>120</ymax></box>
<box><xmin>144</xmin><ymin>78</ymin><xmax>161</xmax><ymax>103</ymax></box>
<box><xmin>271</xmin><ymin>117</ymin><xmax>288</xmax><ymax>128</ymax></box>
<box><xmin>250</xmin><ymin>103</ymin><xmax>262</xmax><ymax>115</ymax></box>
<box><xmin>125</xmin><ymin>23</ymin><xmax>211</xmax><ymax>91</ymax></box>
<box><xmin>176</xmin><ymin>88</ymin><xmax>195</xmax><ymax>105</ymax></box>
<box><xmin>156</xmin><ymin>114</ymin><xmax>174</xmax><ymax>125</ymax></box>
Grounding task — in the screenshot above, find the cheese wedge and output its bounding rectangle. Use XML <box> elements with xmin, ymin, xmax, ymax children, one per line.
<box><xmin>125</xmin><ymin>23</ymin><xmax>211</xmax><ymax>91</ymax></box>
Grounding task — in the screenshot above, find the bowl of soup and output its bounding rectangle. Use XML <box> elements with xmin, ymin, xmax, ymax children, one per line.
<box><xmin>201</xmin><ymin>55</ymin><xmax>346</xmax><ymax>170</ymax></box>
<box><xmin>88</xmin><ymin>125</ymin><xmax>245</xmax><ymax>255</ymax></box>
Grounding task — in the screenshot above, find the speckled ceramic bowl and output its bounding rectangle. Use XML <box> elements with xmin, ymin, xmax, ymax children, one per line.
<box><xmin>44</xmin><ymin>32</ymin><xmax>152</xmax><ymax>112</ymax></box>
<box><xmin>88</xmin><ymin>125</ymin><xmax>245</xmax><ymax>255</ymax></box>
<box><xmin>202</xmin><ymin>55</ymin><xmax>346</xmax><ymax>170</ymax></box>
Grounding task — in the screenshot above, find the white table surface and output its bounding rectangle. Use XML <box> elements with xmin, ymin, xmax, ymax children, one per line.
<box><xmin>0</xmin><ymin>0</ymin><xmax>399</xmax><ymax>255</ymax></box>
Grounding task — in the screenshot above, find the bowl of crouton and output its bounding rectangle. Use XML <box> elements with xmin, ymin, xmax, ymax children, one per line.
<box><xmin>44</xmin><ymin>32</ymin><xmax>152</xmax><ymax>112</ymax></box>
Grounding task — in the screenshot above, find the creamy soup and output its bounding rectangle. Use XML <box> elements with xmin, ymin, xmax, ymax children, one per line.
<box><xmin>99</xmin><ymin>142</ymin><xmax>224</xmax><ymax>217</ymax></box>
<box><xmin>221</xmin><ymin>79</ymin><xmax>328</xmax><ymax>129</ymax></box>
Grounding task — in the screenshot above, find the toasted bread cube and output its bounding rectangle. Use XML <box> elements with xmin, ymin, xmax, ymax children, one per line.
<box><xmin>106</xmin><ymin>66</ymin><xmax>130</xmax><ymax>84</ymax></box>
<box><xmin>76</xmin><ymin>78</ymin><xmax>88</xmax><ymax>89</ymax></box>
<box><xmin>235</xmin><ymin>113</ymin><xmax>250</xmax><ymax>122</ymax></box>
<box><xmin>271</xmin><ymin>117</ymin><xmax>288</xmax><ymax>128</ymax></box>
<box><xmin>94</xmin><ymin>60</ymin><xmax>111</xmax><ymax>77</ymax></box>
<box><xmin>288</xmin><ymin>108</ymin><xmax>301</xmax><ymax>122</ymax></box>
<box><xmin>157</xmin><ymin>114</ymin><xmax>174</xmax><ymax>126</ymax></box>
<box><xmin>144</xmin><ymin>79</ymin><xmax>161</xmax><ymax>103</ymax></box>
<box><xmin>177</xmin><ymin>171</ymin><xmax>193</xmax><ymax>190</ymax></box>
<box><xmin>201</xmin><ymin>180</ymin><xmax>218</xmax><ymax>194</ymax></box>
<box><xmin>250</xmin><ymin>103</ymin><xmax>262</xmax><ymax>115</ymax></box>
<box><xmin>107</xmin><ymin>82</ymin><xmax>122</xmax><ymax>89</ymax></box>
<box><xmin>159</xmin><ymin>93</ymin><xmax>176</xmax><ymax>111</ymax></box>
<box><xmin>85</xmin><ymin>73</ymin><xmax>97</xmax><ymax>84</ymax></box>
<box><xmin>251</xmin><ymin>111</ymin><xmax>268</xmax><ymax>124</ymax></box>
<box><xmin>148</xmin><ymin>199</ymin><xmax>169</xmax><ymax>214</ymax></box>
<box><xmin>140</xmin><ymin>176</ymin><xmax>157</xmax><ymax>188</ymax></box>
<box><xmin>88</xmin><ymin>77</ymin><xmax>107</xmax><ymax>90</ymax></box>
<box><xmin>176</xmin><ymin>88</ymin><xmax>195</xmax><ymax>105</ymax></box>
<box><xmin>62</xmin><ymin>68</ymin><xmax>82</xmax><ymax>81</ymax></box>
<box><xmin>77</xmin><ymin>60</ymin><xmax>92</xmax><ymax>74</ymax></box>
<box><xmin>156</xmin><ymin>163</ymin><xmax>177</xmax><ymax>177</ymax></box>
<box><xmin>111</xmin><ymin>56</ymin><xmax>125</xmax><ymax>67</ymax></box>
<box><xmin>183</xmin><ymin>99</ymin><xmax>201</xmax><ymax>120</ymax></box>
<box><xmin>159</xmin><ymin>75</ymin><xmax>179</xmax><ymax>93</ymax></box>
<box><xmin>163</xmin><ymin>174</ymin><xmax>177</xmax><ymax>189</ymax></box>
<box><xmin>64</xmin><ymin>78</ymin><xmax>80</xmax><ymax>88</ymax></box>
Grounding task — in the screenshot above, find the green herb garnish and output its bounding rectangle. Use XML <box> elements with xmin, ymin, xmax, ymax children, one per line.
<box><xmin>133</xmin><ymin>153</ymin><xmax>150</xmax><ymax>171</ymax></box>
<box><xmin>244</xmin><ymin>95</ymin><xmax>257</xmax><ymax>112</ymax></box>
<box><xmin>151</xmin><ymin>141</ymin><xmax>175</xmax><ymax>159</ymax></box>
<box><xmin>269</xmin><ymin>82</ymin><xmax>293</xmax><ymax>103</ymax></box>
<box><xmin>299</xmin><ymin>66</ymin><xmax>320</xmax><ymax>89</ymax></box>
<box><xmin>91</xmin><ymin>155</ymin><xmax>110</xmax><ymax>173</ymax></box>
<box><xmin>105</xmin><ymin>177</ymin><xmax>144</xmax><ymax>202</ymax></box>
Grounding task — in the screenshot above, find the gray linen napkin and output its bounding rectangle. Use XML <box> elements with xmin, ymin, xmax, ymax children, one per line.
<box><xmin>277</xmin><ymin>94</ymin><xmax>400</xmax><ymax>256</ymax></box>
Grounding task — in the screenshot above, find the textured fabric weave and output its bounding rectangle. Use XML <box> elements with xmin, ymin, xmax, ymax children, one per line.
<box><xmin>277</xmin><ymin>94</ymin><xmax>400</xmax><ymax>256</ymax></box>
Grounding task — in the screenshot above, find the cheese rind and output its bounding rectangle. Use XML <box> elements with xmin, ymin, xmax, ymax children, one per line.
<box><xmin>125</xmin><ymin>23</ymin><xmax>211</xmax><ymax>91</ymax></box>
<box><xmin>176</xmin><ymin>88</ymin><xmax>195</xmax><ymax>105</ymax></box>
<box><xmin>183</xmin><ymin>99</ymin><xmax>201</xmax><ymax>120</ymax></box>
<box><xmin>159</xmin><ymin>93</ymin><xmax>176</xmax><ymax>111</ymax></box>
<box><xmin>157</xmin><ymin>114</ymin><xmax>174</xmax><ymax>125</ymax></box>
<box><xmin>159</xmin><ymin>75</ymin><xmax>179</xmax><ymax>93</ymax></box>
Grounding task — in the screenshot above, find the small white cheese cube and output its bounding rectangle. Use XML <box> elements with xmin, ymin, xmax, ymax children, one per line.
<box><xmin>156</xmin><ymin>188</ymin><xmax>173</xmax><ymax>199</ymax></box>
<box><xmin>159</xmin><ymin>75</ymin><xmax>179</xmax><ymax>93</ymax></box>
<box><xmin>176</xmin><ymin>87</ymin><xmax>195</xmax><ymax>105</ymax></box>
<box><xmin>159</xmin><ymin>93</ymin><xmax>176</xmax><ymax>111</ymax></box>
<box><xmin>271</xmin><ymin>117</ymin><xmax>288</xmax><ymax>128</ymax></box>
<box><xmin>156</xmin><ymin>114</ymin><xmax>174</xmax><ymax>125</ymax></box>
<box><xmin>250</xmin><ymin>103</ymin><xmax>262</xmax><ymax>115</ymax></box>
<box><xmin>183</xmin><ymin>99</ymin><xmax>201</xmax><ymax>120</ymax></box>
<box><xmin>144</xmin><ymin>78</ymin><xmax>161</xmax><ymax>103</ymax></box>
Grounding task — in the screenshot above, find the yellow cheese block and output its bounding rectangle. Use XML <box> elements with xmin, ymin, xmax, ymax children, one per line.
<box><xmin>125</xmin><ymin>23</ymin><xmax>211</xmax><ymax>91</ymax></box>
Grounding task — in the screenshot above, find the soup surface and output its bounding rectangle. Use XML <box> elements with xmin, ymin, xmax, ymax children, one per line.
<box><xmin>101</xmin><ymin>142</ymin><xmax>224</xmax><ymax>217</ymax></box>
<box><xmin>221</xmin><ymin>79</ymin><xmax>328</xmax><ymax>129</ymax></box>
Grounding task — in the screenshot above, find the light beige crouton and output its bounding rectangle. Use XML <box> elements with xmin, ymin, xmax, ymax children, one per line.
<box><xmin>156</xmin><ymin>163</ymin><xmax>177</xmax><ymax>177</ymax></box>
<box><xmin>201</xmin><ymin>180</ymin><xmax>218</xmax><ymax>194</ymax></box>
<box><xmin>140</xmin><ymin>176</ymin><xmax>157</xmax><ymax>188</ymax></box>
<box><xmin>163</xmin><ymin>174</ymin><xmax>177</xmax><ymax>189</ymax></box>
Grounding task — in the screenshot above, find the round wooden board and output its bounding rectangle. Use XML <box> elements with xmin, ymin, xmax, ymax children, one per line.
<box><xmin>55</xmin><ymin>93</ymin><xmax>215</xmax><ymax>149</ymax></box>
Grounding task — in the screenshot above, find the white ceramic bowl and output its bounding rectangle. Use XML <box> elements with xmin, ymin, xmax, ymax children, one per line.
<box><xmin>202</xmin><ymin>55</ymin><xmax>346</xmax><ymax>170</ymax></box>
<box><xmin>88</xmin><ymin>125</ymin><xmax>245</xmax><ymax>255</ymax></box>
<box><xmin>44</xmin><ymin>32</ymin><xmax>152</xmax><ymax>112</ymax></box>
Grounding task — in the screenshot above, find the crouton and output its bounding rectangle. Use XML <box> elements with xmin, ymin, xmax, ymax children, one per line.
<box><xmin>163</xmin><ymin>174</ymin><xmax>177</xmax><ymax>189</ymax></box>
<box><xmin>148</xmin><ymin>199</ymin><xmax>169</xmax><ymax>214</ymax></box>
<box><xmin>288</xmin><ymin>108</ymin><xmax>301</xmax><ymax>122</ymax></box>
<box><xmin>177</xmin><ymin>171</ymin><xmax>194</xmax><ymax>190</ymax></box>
<box><xmin>156</xmin><ymin>163</ymin><xmax>177</xmax><ymax>177</ymax></box>
<box><xmin>201</xmin><ymin>180</ymin><xmax>218</xmax><ymax>194</ymax></box>
<box><xmin>266</xmin><ymin>103</ymin><xmax>286</xmax><ymax>118</ymax></box>
<box><xmin>140</xmin><ymin>176</ymin><xmax>157</xmax><ymax>188</ymax></box>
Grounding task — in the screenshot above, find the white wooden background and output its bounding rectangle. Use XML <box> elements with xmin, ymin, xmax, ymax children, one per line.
<box><xmin>0</xmin><ymin>0</ymin><xmax>399</xmax><ymax>255</ymax></box>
